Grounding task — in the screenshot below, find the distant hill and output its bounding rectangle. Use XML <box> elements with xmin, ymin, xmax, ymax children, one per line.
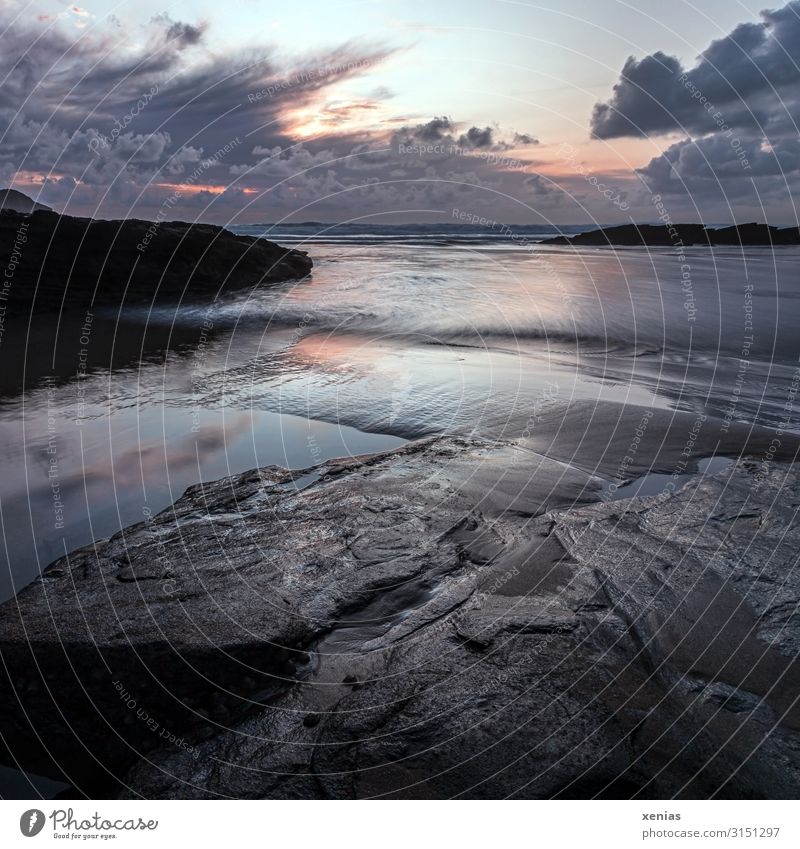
<box><xmin>539</xmin><ymin>222</ymin><xmax>800</xmax><ymax>247</ymax></box>
<box><xmin>0</xmin><ymin>188</ymin><xmax>52</xmax><ymax>213</ymax></box>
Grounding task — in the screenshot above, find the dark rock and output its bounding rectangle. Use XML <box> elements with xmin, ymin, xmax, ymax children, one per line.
<box><xmin>0</xmin><ymin>433</ymin><xmax>798</xmax><ymax>798</ymax></box>
<box><xmin>0</xmin><ymin>437</ymin><xmax>592</xmax><ymax>785</ymax></box>
<box><xmin>539</xmin><ymin>222</ymin><xmax>800</xmax><ymax>247</ymax></box>
<box><xmin>0</xmin><ymin>188</ymin><xmax>51</xmax><ymax>213</ymax></box>
<box><xmin>0</xmin><ymin>208</ymin><xmax>311</xmax><ymax>313</ymax></box>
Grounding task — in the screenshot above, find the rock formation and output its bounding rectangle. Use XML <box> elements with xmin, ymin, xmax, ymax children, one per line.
<box><xmin>539</xmin><ymin>223</ymin><xmax>800</xmax><ymax>247</ymax></box>
<box><xmin>0</xmin><ymin>435</ymin><xmax>797</xmax><ymax>799</ymax></box>
<box><xmin>0</xmin><ymin>188</ymin><xmax>51</xmax><ymax>214</ymax></box>
<box><xmin>0</xmin><ymin>208</ymin><xmax>312</xmax><ymax>312</ymax></box>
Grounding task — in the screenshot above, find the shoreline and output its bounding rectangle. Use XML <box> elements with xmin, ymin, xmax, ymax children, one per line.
<box><xmin>1</xmin><ymin>210</ymin><xmax>799</xmax><ymax>800</ymax></box>
<box><xmin>0</xmin><ymin>402</ymin><xmax>797</xmax><ymax>797</ymax></box>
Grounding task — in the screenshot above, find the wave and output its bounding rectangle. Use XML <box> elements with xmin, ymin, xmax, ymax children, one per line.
<box><xmin>132</xmin><ymin>295</ymin><xmax>659</xmax><ymax>356</ymax></box>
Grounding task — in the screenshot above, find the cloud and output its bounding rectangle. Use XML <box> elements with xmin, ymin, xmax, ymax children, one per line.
<box><xmin>587</xmin><ymin>1</ymin><xmax>800</xmax><ymax>221</ymax></box>
<box><xmin>591</xmin><ymin>0</ymin><xmax>800</xmax><ymax>139</ymax></box>
<box><xmin>0</xmin><ymin>5</ymin><xmax>548</xmax><ymax>222</ymax></box>
<box><xmin>637</xmin><ymin>134</ymin><xmax>800</xmax><ymax>192</ymax></box>
<box><xmin>0</xmin><ymin>8</ymin><xmax>405</xmax><ymax>215</ymax></box>
<box><xmin>392</xmin><ymin>118</ymin><xmax>536</xmax><ymax>153</ymax></box>
<box><xmin>229</xmin><ymin>145</ymin><xmax>339</xmax><ymax>178</ymax></box>
<box><xmin>458</xmin><ymin>126</ymin><xmax>494</xmax><ymax>148</ymax></box>
<box><xmin>525</xmin><ymin>173</ymin><xmax>560</xmax><ymax>199</ymax></box>
<box><xmin>154</xmin><ymin>15</ymin><xmax>206</xmax><ymax>47</ymax></box>
<box><xmin>414</xmin><ymin>116</ymin><xmax>455</xmax><ymax>142</ymax></box>
<box><xmin>369</xmin><ymin>85</ymin><xmax>395</xmax><ymax>100</ymax></box>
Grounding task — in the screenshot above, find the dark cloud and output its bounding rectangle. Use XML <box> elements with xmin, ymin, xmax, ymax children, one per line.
<box><xmin>588</xmin><ymin>1</ymin><xmax>800</xmax><ymax>221</ymax></box>
<box><xmin>0</xmin><ymin>9</ymin><xmax>546</xmax><ymax>222</ymax></box>
<box><xmin>0</xmin><ymin>11</ymin><xmax>397</xmax><ymax>212</ymax></box>
<box><xmin>591</xmin><ymin>52</ymin><xmax>686</xmax><ymax>138</ymax></box>
<box><xmin>156</xmin><ymin>15</ymin><xmax>207</xmax><ymax>47</ymax></box>
<box><xmin>414</xmin><ymin>116</ymin><xmax>455</xmax><ymax>142</ymax></box>
<box><xmin>524</xmin><ymin>173</ymin><xmax>560</xmax><ymax>199</ymax></box>
<box><xmin>458</xmin><ymin>126</ymin><xmax>494</xmax><ymax>148</ymax></box>
<box><xmin>591</xmin><ymin>1</ymin><xmax>800</xmax><ymax>139</ymax></box>
<box><xmin>637</xmin><ymin>134</ymin><xmax>800</xmax><ymax>191</ymax></box>
<box><xmin>393</xmin><ymin>118</ymin><xmax>536</xmax><ymax>153</ymax></box>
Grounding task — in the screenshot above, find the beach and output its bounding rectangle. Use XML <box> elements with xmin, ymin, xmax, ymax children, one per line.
<box><xmin>0</xmin><ymin>226</ymin><xmax>798</xmax><ymax>797</ymax></box>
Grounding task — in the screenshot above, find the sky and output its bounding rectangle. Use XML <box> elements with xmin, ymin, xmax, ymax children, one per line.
<box><xmin>1</xmin><ymin>0</ymin><xmax>798</xmax><ymax>224</ymax></box>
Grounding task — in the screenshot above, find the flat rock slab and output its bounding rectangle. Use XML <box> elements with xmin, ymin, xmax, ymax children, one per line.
<box><xmin>0</xmin><ymin>436</ymin><xmax>798</xmax><ymax>798</ymax></box>
<box><xmin>0</xmin><ymin>436</ymin><xmax>594</xmax><ymax>785</ymax></box>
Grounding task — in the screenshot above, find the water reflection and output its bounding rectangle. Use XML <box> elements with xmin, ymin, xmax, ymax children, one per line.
<box><xmin>0</xmin><ymin>383</ymin><xmax>404</xmax><ymax>601</ymax></box>
<box><xmin>3</xmin><ymin>240</ymin><xmax>799</xmax><ymax>599</ymax></box>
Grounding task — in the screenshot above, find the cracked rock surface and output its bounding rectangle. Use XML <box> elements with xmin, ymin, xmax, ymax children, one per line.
<box><xmin>0</xmin><ymin>436</ymin><xmax>798</xmax><ymax>798</ymax></box>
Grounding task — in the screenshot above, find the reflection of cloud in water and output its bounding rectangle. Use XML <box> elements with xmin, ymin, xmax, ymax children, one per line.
<box><xmin>5</xmin><ymin>240</ymin><xmax>800</xmax><ymax>603</ymax></box>
<box><xmin>0</xmin><ymin>399</ymin><xmax>404</xmax><ymax>601</ymax></box>
<box><xmin>96</xmin><ymin>414</ymin><xmax>255</xmax><ymax>491</ymax></box>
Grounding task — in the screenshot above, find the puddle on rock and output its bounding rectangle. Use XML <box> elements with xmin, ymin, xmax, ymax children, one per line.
<box><xmin>600</xmin><ymin>455</ymin><xmax>734</xmax><ymax>503</ymax></box>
